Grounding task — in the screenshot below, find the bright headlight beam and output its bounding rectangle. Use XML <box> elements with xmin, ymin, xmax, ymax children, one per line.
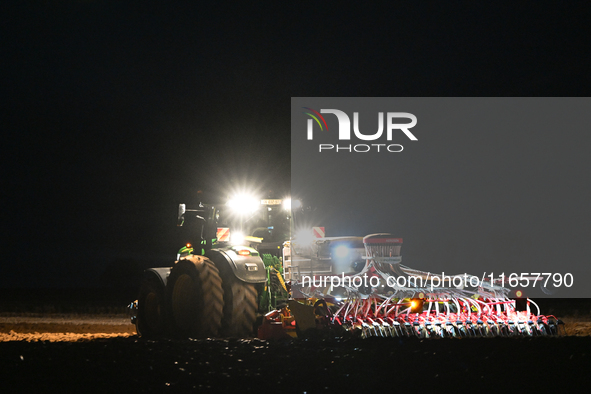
<box><xmin>230</xmin><ymin>231</ymin><xmax>245</xmax><ymax>245</ymax></box>
<box><xmin>227</xmin><ymin>194</ymin><xmax>260</xmax><ymax>215</ymax></box>
<box><xmin>283</xmin><ymin>198</ymin><xmax>302</xmax><ymax>211</ymax></box>
<box><xmin>283</xmin><ymin>198</ymin><xmax>291</xmax><ymax>211</ymax></box>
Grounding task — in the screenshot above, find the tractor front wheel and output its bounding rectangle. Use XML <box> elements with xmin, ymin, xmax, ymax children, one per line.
<box><xmin>207</xmin><ymin>250</ymin><xmax>260</xmax><ymax>337</ymax></box>
<box><xmin>221</xmin><ymin>276</ymin><xmax>258</xmax><ymax>337</ymax></box>
<box><xmin>166</xmin><ymin>256</ymin><xmax>224</xmax><ymax>338</ymax></box>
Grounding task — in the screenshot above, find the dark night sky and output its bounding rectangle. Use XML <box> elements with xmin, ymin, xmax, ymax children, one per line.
<box><xmin>2</xmin><ymin>2</ymin><xmax>590</xmax><ymax>287</ymax></box>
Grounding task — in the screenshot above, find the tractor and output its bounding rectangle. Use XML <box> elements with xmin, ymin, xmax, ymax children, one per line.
<box><xmin>130</xmin><ymin>196</ymin><xmax>293</xmax><ymax>339</ymax></box>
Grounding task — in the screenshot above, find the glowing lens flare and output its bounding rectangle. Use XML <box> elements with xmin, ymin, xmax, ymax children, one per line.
<box><xmin>283</xmin><ymin>198</ymin><xmax>302</xmax><ymax>210</ymax></box>
<box><xmin>294</xmin><ymin>228</ymin><xmax>315</xmax><ymax>245</ymax></box>
<box><xmin>230</xmin><ymin>231</ymin><xmax>245</xmax><ymax>245</ymax></box>
<box><xmin>333</xmin><ymin>245</ymin><xmax>349</xmax><ymax>258</ymax></box>
<box><xmin>227</xmin><ymin>194</ymin><xmax>260</xmax><ymax>214</ymax></box>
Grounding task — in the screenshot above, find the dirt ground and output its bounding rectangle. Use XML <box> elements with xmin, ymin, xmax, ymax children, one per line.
<box><xmin>1</xmin><ymin>312</ymin><xmax>591</xmax><ymax>392</ymax></box>
<box><xmin>0</xmin><ymin>314</ymin><xmax>136</xmax><ymax>342</ymax></box>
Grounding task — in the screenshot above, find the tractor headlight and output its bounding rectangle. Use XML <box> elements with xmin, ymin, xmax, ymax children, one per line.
<box><xmin>230</xmin><ymin>231</ymin><xmax>246</xmax><ymax>245</ymax></box>
<box><xmin>283</xmin><ymin>198</ymin><xmax>302</xmax><ymax>210</ymax></box>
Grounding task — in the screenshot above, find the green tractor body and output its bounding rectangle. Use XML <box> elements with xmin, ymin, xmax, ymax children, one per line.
<box><xmin>131</xmin><ymin>199</ymin><xmax>293</xmax><ymax>338</ymax></box>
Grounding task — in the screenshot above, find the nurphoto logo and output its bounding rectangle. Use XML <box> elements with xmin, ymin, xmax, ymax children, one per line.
<box><xmin>303</xmin><ymin>107</ymin><xmax>418</xmax><ymax>153</ymax></box>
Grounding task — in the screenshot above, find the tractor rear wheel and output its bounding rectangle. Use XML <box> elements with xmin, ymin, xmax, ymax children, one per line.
<box><xmin>136</xmin><ymin>276</ymin><xmax>166</xmax><ymax>338</ymax></box>
<box><xmin>167</xmin><ymin>256</ymin><xmax>224</xmax><ymax>338</ymax></box>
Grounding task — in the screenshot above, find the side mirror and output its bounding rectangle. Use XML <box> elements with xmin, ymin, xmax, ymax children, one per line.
<box><xmin>177</xmin><ymin>204</ymin><xmax>186</xmax><ymax>226</ymax></box>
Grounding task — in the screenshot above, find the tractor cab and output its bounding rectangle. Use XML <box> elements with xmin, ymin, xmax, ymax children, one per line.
<box><xmin>213</xmin><ymin>198</ymin><xmax>291</xmax><ymax>257</ymax></box>
<box><xmin>175</xmin><ymin>197</ymin><xmax>292</xmax><ymax>258</ymax></box>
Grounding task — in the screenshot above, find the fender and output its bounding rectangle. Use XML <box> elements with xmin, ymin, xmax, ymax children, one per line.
<box><xmin>143</xmin><ymin>267</ymin><xmax>172</xmax><ymax>288</ymax></box>
<box><xmin>129</xmin><ymin>267</ymin><xmax>171</xmax><ymax>326</ymax></box>
<box><xmin>207</xmin><ymin>247</ymin><xmax>267</xmax><ymax>284</ymax></box>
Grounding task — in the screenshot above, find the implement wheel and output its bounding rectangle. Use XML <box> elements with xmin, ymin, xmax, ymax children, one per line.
<box><xmin>167</xmin><ymin>256</ymin><xmax>224</xmax><ymax>338</ymax></box>
<box><xmin>136</xmin><ymin>276</ymin><xmax>166</xmax><ymax>338</ymax></box>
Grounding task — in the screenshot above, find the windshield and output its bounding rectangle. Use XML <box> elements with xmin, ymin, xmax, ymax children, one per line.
<box><xmin>217</xmin><ymin>204</ymin><xmax>290</xmax><ymax>243</ymax></box>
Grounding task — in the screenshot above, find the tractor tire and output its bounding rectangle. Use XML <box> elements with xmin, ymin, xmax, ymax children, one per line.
<box><xmin>209</xmin><ymin>255</ymin><xmax>258</xmax><ymax>337</ymax></box>
<box><xmin>207</xmin><ymin>250</ymin><xmax>259</xmax><ymax>337</ymax></box>
<box><xmin>136</xmin><ymin>276</ymin><xmax>166</xmax><ymax>339</ymax></box>
<box><xmin>166</xmin><ymin>256</ymin><xmax>224</xmax><ymax>338</ymax></box>
<box><xmin>221</xmin><ymin>274</ymin><xmax>258</xmax><ymax>337</ymax></box>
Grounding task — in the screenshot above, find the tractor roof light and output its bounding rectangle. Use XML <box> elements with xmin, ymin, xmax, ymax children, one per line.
<box><xmin>283</xmin><ymin>198</ymin><xmax>302</xmax><ymax>211</ymax></box>
<box><xmin>227</xmin><ymin>193</ymin><xmax>260</xmax><ymax>215</ymax></box>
